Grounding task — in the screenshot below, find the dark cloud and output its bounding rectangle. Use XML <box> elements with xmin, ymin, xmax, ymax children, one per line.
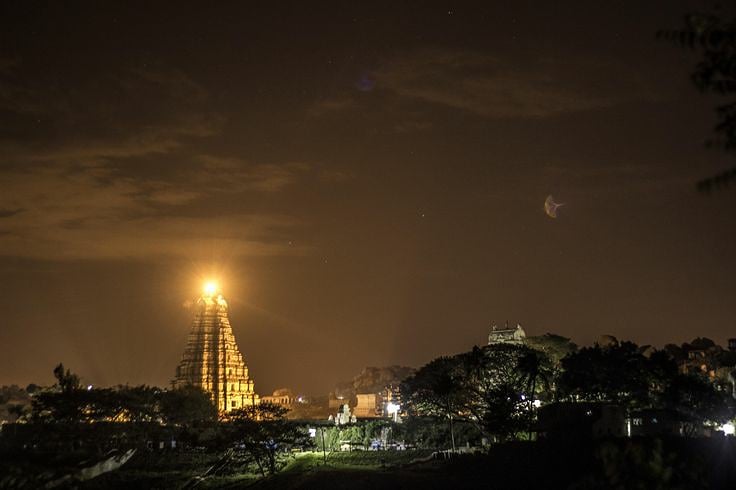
<box><xmin>196</xmin><ymin>156</ymin><xmax>311</xmax><ymax>193</ymax></box>
<box><xmin>372</xmin><ymin>49</ymin><xmax>662</xmax><ymax>119</ymax></box>
<box><xmin>0</xmin><ymin>208</ymin><xmax>23</xmax><ymax>218</ymax></box>
<box><xmin>0</xmin><ymin>68</ymin><xmax>218</xmax><ymax>162</ymax></box>
<box><xmin>308</xmin><ymin>96</ymin><xmax>356</xmax><ymax>117</ymax></box>
<box><xmin>0</xmin><ymin>54</ymin><xmax>319</xmax><ymax>260</ymax></box>
<box><xmin>0</xmin><ymin>155</ymin><xmax>314</xmax><ymax>259</ymax></box>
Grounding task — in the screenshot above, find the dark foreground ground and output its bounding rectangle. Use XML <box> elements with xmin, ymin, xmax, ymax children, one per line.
<box><xmin>77</xmin><ymin>436</ymin><xmax>736</xmax><ymax>490</ymax></box>
<box><xmin>4</xmin><ymin>437</ymin><xmax>736</xmax><ymax>489</ymax></box>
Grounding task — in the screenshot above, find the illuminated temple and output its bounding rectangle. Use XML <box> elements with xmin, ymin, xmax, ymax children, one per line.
<box><xmin>173</xmin><ymin>284</ymin><xmax>259</xmax><ymax>412</ymax></box>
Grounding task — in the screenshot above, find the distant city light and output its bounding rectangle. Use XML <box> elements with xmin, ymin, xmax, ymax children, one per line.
<box><xmin>87</xmin><ymin>384</ymin><xmax>93</xmax><ymax>391</ymax></box>
<box><xmin>533</xmin><ymin>399</ymin><xmax>542</xmax><ymax>408</ymax></box>
<box><xmin>308</xmin><ymin>428</ymin><xmax>316</xmax><ymax>438</ymax></box>
<box><xmin>721</xmin><ymin>423</ymin><xmax>735</xmax><ymax>436</ymax></box>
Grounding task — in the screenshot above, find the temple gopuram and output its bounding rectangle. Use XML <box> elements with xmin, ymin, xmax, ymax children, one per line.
<box><xmin>173</xmin><ymin>283</ymin><xmax>259</xmax><ymax>412</ymax></box>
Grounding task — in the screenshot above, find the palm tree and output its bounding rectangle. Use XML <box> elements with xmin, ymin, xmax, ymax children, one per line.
<box><xmin>517</xmin><ymin>349</ymin><xmax>550</xmax><ymax>439</ymax></box>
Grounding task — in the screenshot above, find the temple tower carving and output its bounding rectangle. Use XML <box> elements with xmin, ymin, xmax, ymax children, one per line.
<box><xmin>173</xmin><ymin>285</ymin><xmax>259</xmax><ymax>412</ymax></box>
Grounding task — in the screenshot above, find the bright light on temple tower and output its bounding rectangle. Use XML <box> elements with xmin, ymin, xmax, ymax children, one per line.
<box><xmin>173</xmin><ymin>284</ymin><xmax>259</xmax><ymax>413</ymax></box>
<box><xmin>203</xmin><ymin>281</ymin><xmax>219</xmax><ymax>296</ymax></box>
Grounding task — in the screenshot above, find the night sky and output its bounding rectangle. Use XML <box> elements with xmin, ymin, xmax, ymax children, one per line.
<box><xmin>1</xmin><ymin>1</ymin><xmax>735</xmax><ymax>395</ymax></box>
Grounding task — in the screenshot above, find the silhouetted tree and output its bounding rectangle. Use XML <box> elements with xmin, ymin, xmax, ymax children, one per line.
<box><xmin>517</xmin><ymin>348</ymin><xmax>551</xmax><ymax>438</ymax></box>
<box><xmin>525</xmin><ymin>333</ymin><xmax>578</xmax><ymax>366</ymax></box>
<box><xmin>689</xmin><ymin>337</ymin><xmax>717</xmax><ymax>350</ymax></box>
<box><xmin>461</xmin><ymin>344</ymin><xmax>552</xmax><ymax>441</ymax></box>
<box><xmin>158</xmin><ymin>385</ymin><xmax>217</xmax><ymax>426</ymax></box>
<box><xmin>53</xmin><ymin>363</ymin><xmax>80</xmax><ymax>393</ymax></box>
<box><xmin>401</xmin><ymin>355</ymin><xmax>468</xmax><ymax>450</ymax></box>
<box><xmin>664</xmin><ymin>343</ymin><xmax>687</xmax><ymax>363</ymax></box>
<box><xmin>404</xmin><ymin>344</ymin><xmax>554</xmax><ymax>444</ymax></box>
<box><xmin>558</xmin><ymin>342</ymin><xmax>650</xmax><ymax>409</ymax></box>
<box><xmin>32</xmin><ymin>365</ymin><xmax>216</xmax><ymax>425</ymax></box>
<box><xmin>32</xmin><ymin>364</ymin><xmax>85</xmax><ymax>422</ymax></box>
<box><xmin>660</xmin><ymin>11</ymin><xmax>736</xmax><ymax>192</ymax></box>
<box><xmin>24</xmin><ymin>383</ymin><xmax>40</xmax><ymax>395</ymax></box>
<box><xmin>117</xmin><ymin>385</ymin><xmax>159</xmax><ymax>422</ymax></box>
<box><xmin>574</xmin><ymin>438</ymin><xmax>707</xmax><ymax>490</ymax></box>
<box><xmin>646</xmin><ymin>350</ymin><xmax>680</xmax><ymax>407</ymax></box>
<box><xmin>32</xmin><ymin>386</ymin><xmax>126</xmax><ymax>423</ymax></box>
<box><xmin>225</xmin><ymin>402</ymin><xmax>311</xmax><ymax>476</ymax></box>
<box><xmin>662</xmin><ymin>373</ymin><xmax>733</xmax><ymax>433</ymax></box>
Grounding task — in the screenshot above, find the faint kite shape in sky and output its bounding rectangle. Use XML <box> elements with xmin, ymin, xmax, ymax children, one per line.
<box><xmin>544</xmin><ymin>195</ymin><xmax>564</xmax><ymax>218</ymax></box>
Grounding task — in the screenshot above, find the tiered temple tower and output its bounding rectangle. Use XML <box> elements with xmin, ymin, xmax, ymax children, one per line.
<box><xmin>173</xmin><ymin>284</ymin><xmax>259</xmax><ymax>412</ymax></box>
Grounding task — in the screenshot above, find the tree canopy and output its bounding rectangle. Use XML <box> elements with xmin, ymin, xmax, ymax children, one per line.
<box><xmin>402</xmin><ymin>344</ymin><xmax>554</xmax><ymax>443</ymax></box>
<box><xmin>660</xmin><ymin>11</ymin><xmax>736</xmax><ymax>192</ymax></box>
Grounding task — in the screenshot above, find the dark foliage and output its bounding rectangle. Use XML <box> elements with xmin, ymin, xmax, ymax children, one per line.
<box><xmin>223</xmin><ymin>402</ymin><xmax>311</xmax><ymax>475</ymax></box>
<box><xmin>402</xmin><ymin>344</ymin><xmax>554</xmax><ymax>444</ymax></box>
<box><xmin>559</xmin><ymin>341</ymin><xmax>653</xmax><ymax>408</ymax></box>
<box><xmin>53</xmin><ymin>363</ymin><xmax>80</xmax><ymax>393</ymax></box>
<box><xmin>660</xmin><ymin>11</ymin><xmax>736</xmax><ymax>192</ymax></box>
<box><xmin>400</xmin><ymin>355</ymin><xmax>469</xmax><ymax>449</ymax></box>
<box><xmin>662</xmin><ymin>373</ymin><xmax>733</xmax><ymax>428</ymax></box>
<box><xmin>559</xmin><ymin>340</ymin><xmax>734</xmax><ymax>426</ymax></box>
<box><xmin>158</xmin><ymin>385</ymin><xmax>218</xmax><ymax>426</ymax></box>
<box><xmin>31</xmin><ymin>366</ymin><xmax>216</xmax><ymax>425</ymax></box>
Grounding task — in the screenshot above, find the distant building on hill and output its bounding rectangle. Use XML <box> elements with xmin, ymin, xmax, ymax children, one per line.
<box><xmin>488</xmin><ymin>321</ymin><xmax>526</xmax><ymax>345</ymax></box>
<box><xmin>262</xmin><ymin>388</ymin><xmax>298</xmax><ymax>407</ymax></box>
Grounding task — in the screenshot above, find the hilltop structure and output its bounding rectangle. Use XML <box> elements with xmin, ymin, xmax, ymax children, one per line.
<box><xmin>488</xmin><ymin>321</ymin><xmax>526</xmax><ymax>345</ymax></box>
<box><xmin>262</xmin><ymin>388</ymin><xmax>299</xmax><ymax>407</ymax></box>
<box><xmin>173</xmin><ymin>283</ymin><xmax>259</xmax><ymax>412</ymax></box>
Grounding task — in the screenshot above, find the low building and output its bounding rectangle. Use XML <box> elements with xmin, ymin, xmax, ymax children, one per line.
<box><xmin>629</xmin><ymin>409</ymin><xmax>683</xmax><ymax>437</ymax></box>
<box><xmin>354</xmin><ymin>393</ymin><xmax>380</xmax><ymax>418</ymax></box>
<box><xmin>343</xmin><ymin>385</ymin><xmax>404</xmax><ymax>421</ymax></box>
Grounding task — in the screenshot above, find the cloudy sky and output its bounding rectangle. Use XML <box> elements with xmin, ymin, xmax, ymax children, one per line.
<box><xmin>1</xmin><ymin>1</ymin><xmax>735</xmax><ymax>394</ymax></box>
